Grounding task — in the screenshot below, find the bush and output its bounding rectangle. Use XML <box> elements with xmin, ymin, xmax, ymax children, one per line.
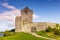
<box><xmin>36</xmin><ymin>30</ymin><xmax>47</xmax><ymax>36</ymax></box>
<box><xmin>55</xmin><ymin>24</ymin><xmax>60</xmax><ymax>30</ymax></box>
<box><xmin>45</xmin><ymin>26</ymin><xmax>53</xmax><ymax>32</ymax></box>
<box><xmin>4</xmin><ymin>30</ymin><xmax>14</xmax><ymax>36</ymax></box>
<box><xmin>53</xmin><ymin>28</ymin><xmax>60</xmax><ymax>35</ymax></box>
<box><xmin>53</xmin><ymin>24</ymin><xmax>60</xmax><ymax>35</ymax></box>
<box><xmin>10</xmin><ymin>29</ymin><xmax>15</xmax><ymax>33</ymax></box>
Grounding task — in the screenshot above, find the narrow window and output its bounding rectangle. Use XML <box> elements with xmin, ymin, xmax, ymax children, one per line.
<box><xmin>25</xmin><ymin>10</ymin><xmax>28</xmax><ymax>15</ymax></box>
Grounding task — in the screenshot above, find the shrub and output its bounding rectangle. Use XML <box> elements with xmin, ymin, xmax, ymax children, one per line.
<box><xmin>55</xmin><ymin>24</ymin><xmax>60</xmax><ymax>30</ymax></box>
<box><xmin>53</xmin><ymin>28</ymin><xmax>60</xmax><ymax>35</ymax></box>
<box><xmin>36</xmin><ymin>30</ymin><xmax>46</xmax><ymax>36</ymax></box>
<box><xmin>10</xmin><ymin>29</ymin><xmax>15</xmax><ymax>33</ymax></box>
<box><xmin>53</xmin><ymin>24</ymin><xmax>60</xmax><ymax>35</ymax></box>
<box><xmin>4</xmin><ymin>30</ymin><xmax>14</xmax><ymax>36</ymax></box>
<box><xmin>45</xmin><ymin>26</ymin><xmax>53</xmax><ymax>32</ymax></box>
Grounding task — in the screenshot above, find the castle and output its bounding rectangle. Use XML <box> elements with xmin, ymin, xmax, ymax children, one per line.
<box><xmin>15</xmin><ymin>7</ymin><xmax>56</xmax><ymax>33</ymax></box>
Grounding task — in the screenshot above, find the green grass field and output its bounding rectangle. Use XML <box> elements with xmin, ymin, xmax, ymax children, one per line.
<box><xmin>0</xmin><ymin>32</ymin><xmax>47</xmax><ymax>40</ymax></box>
<box><xmin>36</xmin><ymin>31</ymin><xmax>60</xmax><ymax>40</ymax></box>
<box><xmin>36</xmin><ymin>31</ymin><xmax>55</xmax><ymax>38</ymax></box>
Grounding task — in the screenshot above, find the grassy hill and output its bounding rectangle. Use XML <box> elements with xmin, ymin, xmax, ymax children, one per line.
<box><xmin>36</xmin><ymin>30</ymin><xmax>60</xmax><ymax>40</ymax></box>
<box><xmin>0</xmin><ymin>32</ymin><xmax>47</xmax><ymax>40</ymax></box>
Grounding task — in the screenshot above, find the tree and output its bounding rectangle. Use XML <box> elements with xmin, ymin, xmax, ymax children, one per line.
<box><xmin>45</xmin><ymin>26</ymin><xmax>53</xmax><ymax>32</ymax></box>
<box><xmin>55</xmin><ymin>24</ymin><xmax>60</xmax><ymax>30</ymax></box>
<box><xmin>11</xmin><ymin>29</ymin><xmax>15</xmax><ymax>33</ymax></box>
<box><xmin>4</xmin><ymin>30</ymin><xmax>14</xmax><ymax>36</ymax></box>
<box><xmin>53</xmin><ymin>24</ymin><xmax>60</xmax><ymax>35</ymax></box>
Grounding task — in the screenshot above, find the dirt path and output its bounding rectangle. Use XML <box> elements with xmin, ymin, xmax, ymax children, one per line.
<box><xmin>30</xmin><ymin>33</ymin><xmax>56</xmax><ymax>40</ymax></box>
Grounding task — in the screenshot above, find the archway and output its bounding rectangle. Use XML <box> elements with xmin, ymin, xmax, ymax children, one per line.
<box><xmin>31</xmin><ymin>27</ymin><xmax>36</xmax><ymax>33</ymax></box>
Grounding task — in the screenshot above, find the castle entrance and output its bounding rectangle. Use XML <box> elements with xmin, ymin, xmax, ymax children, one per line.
<box><xmin>31</xmin><ymin>27</ymin><xmax>36</xmax><ymax>33</ymax></box>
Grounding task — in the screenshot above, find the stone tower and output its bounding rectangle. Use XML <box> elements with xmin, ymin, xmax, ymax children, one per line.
<box><xmin>15</xmin><ymin>7</ymin><xmax>33</xmax><ymax>32</ymax></box>
<box><xmin>21</xmin><ymin>7</ymin><xmax>33</xmax><ymax>24</ymax></box>
<box><xmin>15</xmin><ymin>16</ymin><xmax>22</xmax><ymax>32</ymax></box>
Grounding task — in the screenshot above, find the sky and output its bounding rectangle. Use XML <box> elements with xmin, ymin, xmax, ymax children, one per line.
<box><xmin>0</xmin><ymin>0</ymin><xmax>60</xmax><ymax>31</ymax></box>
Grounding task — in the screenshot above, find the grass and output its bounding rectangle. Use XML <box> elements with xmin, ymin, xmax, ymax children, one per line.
<box><xmin>36</xmin><ymin>30</ymin><xmax>60</xmax><ymax>40</ymax></box>
<box><xmin>36</xmin><ymin>31</ymin><xmax>51</xmax><ymax>37</ymax></box>
<box><xmin>0</xmin><ymin>32</ymin><xmax>47</xmax><ymax>40</ymax></box>
<box><xmin>36</xmin><ymin>30</ymin><xmax>56</xmax><ymax>38</ymax></box>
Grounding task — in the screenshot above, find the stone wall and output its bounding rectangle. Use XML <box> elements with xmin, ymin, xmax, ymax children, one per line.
<box><xmin>20</xmin><ymin>22</ymin><xmax>57</xmax><ymax>33</ymax></box>
<box><xmin>15</xmin><ymin>16</ymin><xmax>22</xmax><ymax>32</ymax></box>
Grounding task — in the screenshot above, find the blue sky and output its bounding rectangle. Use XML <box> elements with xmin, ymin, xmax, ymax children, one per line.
<box><xmin>0</xmin><ymin>0</ymin><xmax>60</xmax><ymax>31</ymax></box>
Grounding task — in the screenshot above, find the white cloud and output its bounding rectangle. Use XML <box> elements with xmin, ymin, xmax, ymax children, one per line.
<box><xmin>0</xmin><ymin>21</ymin><xmax>14</xmax><ymax>32</ymax></box>
<box><xmin>33</xmin><ymin>14</ymin><xmax>39</xmax><ymax>19</ymax></box>
<box><xmin>0</xmin><ymin>9</ymin><xmax>20</xmax><ymax>31</ymax></box>
<box><xmin>0</xmin><ymin>9</ymin><xmax>39</xmax><ymax>23</ymax></box>
<box><xmin>1</xmin><ymin>3</ymin><xmax>16</xmax><ymax>10</ymax></box>
<box><xmin>0</xmin><ymin>9</ymin><xmax>20</xmax><ymax>23</ymax></box>
<box><xmin>0</xmin><ymin>3</ymin><xmax>18</xmax><ymax>31</ymax></box>
<box><xmin>0</xmin><ymin>3</ymin><xmax>40</xmax><ymax>22</ymax></box>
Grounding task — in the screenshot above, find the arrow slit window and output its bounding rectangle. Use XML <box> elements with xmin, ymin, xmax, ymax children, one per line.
<box><xmin>25</xmin><ymin>10</ymin><xmax>28</xmax><ymax>15</ymax></box>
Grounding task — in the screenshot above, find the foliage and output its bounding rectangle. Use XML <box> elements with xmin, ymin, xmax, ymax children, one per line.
<box><xmin>54</xmin><ymin>30</ymin><xmax>60</xmax><ymax>35</ymax></box>
<box><xmin>45</xmin><ymin>24</ymin><xmax>60</xmax><ymax>35</ymax></box>
<box><xmin>45</xmin><ymin>26</ymin><xmax>53</xmax><ymax>32</ymax></box>
<box><xmin>10</xmin><ymin>29</ymin><xmax>15</xmax><ymax>33</ymax></box>
<box><xmin>53</xmin><ymin>24</ymin><xmax>60</xmax><ymax>35</ymax></box>
<box><xmin>4</xmin><ymin>30</ymin><xmax>14</xmax><ymax>36</ymax></box>
<box><xmin>36</xmin><ymin>30</ymin><xmax>60</xmax><ymax>40</ymax></box>
<box><xmin>36</xmin><ymin>30</ymin><xmax>55</xmax><ymax>38</ymax></box>
<box><xmin>55</xmin><ymin>24</ymin><xmax>60</xmax><ymax>30</ymax></box>
<box><xmin>53</xmin><ymin>28</ymin><xmax>60</xmax><ymax>35</ymax></box>
<box><xmin>36</xmin><ymin>30</ymin><xmax>51</xmax><ymax>38</ymax></box>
